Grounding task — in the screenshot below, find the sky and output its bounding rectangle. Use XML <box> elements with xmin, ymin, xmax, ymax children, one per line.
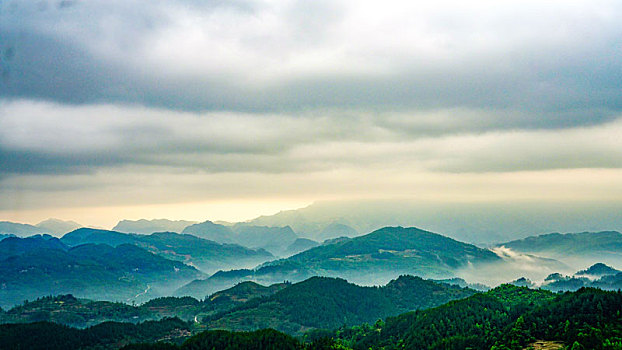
<box><xmin>0</xmin><ymin>0</ymin><xmax>621</xmax><ymax>228</ymax></box>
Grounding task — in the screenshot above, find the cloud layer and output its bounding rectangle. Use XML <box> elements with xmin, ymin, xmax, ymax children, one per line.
<box><xmin>2</xmin><ymin>1</ymin><xmax>621</xmax><ymax>120</ymax></box>
<box><xmin>1</xmin><ymin>0</ymin><xmax>621</xmax><ymax>224</ymax></box>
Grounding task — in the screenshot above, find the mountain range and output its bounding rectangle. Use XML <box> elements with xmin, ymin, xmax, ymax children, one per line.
<box><xmin>176</xmin><ymin>226</ymin><xmax>501</xmax><ymax>297</ymax></box>
<box><xmin>0</xmin><ymin>219</ymin><xmax>82</xmax><ymax>237</ymax></box>
<box><xmin>60</xmin><ymin>228</ymin><xmax>274</xmax><ymax>274</ymax></box>
<box><xmin>539</xmin><ymin>263</ymin><xmax>622</xmax><ymax>292</ymax></box>
<box><xmin>0</xmin><ymin>235</ymin><xmax>203</xmax><ymax>309</ymax></box>
<box><xmin>204</xmin><ymin>275</ymin><xmax>476</xmax><ymax>335</ymax></box>
<box><xmin>0</xmin><ymin>221</ymin><xmax>49</xmax><ymax>237</ymax></box>
<box><xmin>182</xmin><ymin>221</ymin><xmax>310</xmax><ymax>257</ymax></box>
<box><xmin>0</xmin><ymin>274</ymin><xmax>475</xmax><ymax>337</ymax></box>
<box><xmin>5</xmin><ymin>282</ymin><xmax>622</xmax><ymax>350</ymax></box>
<box><xmin>246</xmin><ymin>200</ymin><xmax>622</xmax><ymax>243</ymax></box>
<box><xmin>498</xmin><ymin>231</ymin><xmax>622</xmax><ymax>267</ymax></box>
<box><xmin>113</xmin><ymin>219</ymin><xmax>198</xmax><ymax>234</ymax></box>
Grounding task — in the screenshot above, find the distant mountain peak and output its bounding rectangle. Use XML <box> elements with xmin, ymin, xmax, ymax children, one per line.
<box><xmin>576</xmin><ymin>263</ymin><xmax>620</xmax><ymax>277</ymax></box>
<box><xmin>113</xmin><ymin>218</ymin><xmax>197</xmax><ymax>234</ymax></box>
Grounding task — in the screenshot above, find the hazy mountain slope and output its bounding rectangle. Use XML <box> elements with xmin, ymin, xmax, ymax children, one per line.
<box><xmin>498</xmin><ymin>231</ymin><xmax>622</xmax><ymax>267</ymax></box>
<box><xmin>133</xmin><ymin>232</ymin><xmax>274</xmax><ymax>273</ymax></box>
<box><xmin>318</xmin><ymin>222</ymin><xmax>358</xmax><ymax>240</ymax></box>
<box><xmin>182</xmin><ymin>222</ymin><xmax>300</xmax><ymax>256</ymax></box>
<box><xmin>231</xmin><ymin>225</ymin><xmax>298</xmax><ymax>256</ymax></box>
<box><xmin>176</xmin><ymin>226</ymin><xmax>502</xmax><ymax>295</ymax></box>
<box><xmin>113</xmin><ymin>219</ymin><xmax>197</xmax><ymax>234</ymax></box>
<box><xmin>35</xmin><ymin>219</ymin><xmax>81</xmax><ymax>236</ymax></box>
<box><xmin>61</xmin><ymin>228</ymin><xmax>273</xmax><ymax>274</ymax></box>
<box><xmin>175</xmin><ymin>270</ymin><xmax>259</xmax><ymax>299</ymax></box>
<box><xmin>0</xmin><ymin>221</ymin><xmax>49</xmax><ymax>237</ymax></box>
<box><xmin>181</xmin><ymin>220</ymin><xmax>236</xmax><ymax>243</ymax></box>
<box><xmin>0</xmin><ymin>239</ymin><xmax>203</xmax><ymax>308</ymax></box>
<box><xmin>246</xmin><ymin>200</ymin><xmax>622</xmax><ymax>243</ymax></box>
<box><xmin>284</xmin><ymin>238</ymin><xmax>319</xmax><ymax>256</ymax></box>
<box><xmin>542</xmin><ymin>263</ymin><xmax>622</xmax><ymax>292</ymax></box>
<box><xmin>576</xmin><ymin>262</ymin><xmax>621</xmax><ymax>277</ymax></box>
<box><xmin>205</xmin><ymin>275</ymin><xmax>476</xmax><ymax>334</ymax></box>
<box><xmin>277</xmin><ymin>226</ymin><xmax>501</xmax><ymax>282</ymax></box>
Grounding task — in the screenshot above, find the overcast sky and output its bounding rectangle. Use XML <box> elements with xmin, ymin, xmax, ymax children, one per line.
<box><xmin>1</xmin><ymin>0</ymin><xmax>621</xmax><ymax>227</ymax></box>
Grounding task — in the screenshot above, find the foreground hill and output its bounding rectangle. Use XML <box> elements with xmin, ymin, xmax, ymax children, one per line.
<box><xmin>333</xmin><ymin>286</ymin><xmax>622</xmax><ymax>350</ymax></box>
<box><xmin>0</xmin><ymin>317</ymin><xmax>192</xmax><ymax>350</ymax></box>
<box><xmin>0</xmin><ymin>294</ymin><xmax>203</xmax><ymax>328</ymax></box>
<box><xmin>113</xmin><ymin>219</ymin><xmax>197</xmax><ymax>234</ymax></box>
<box><xmin>0</xmin><ymin>236</ymin><xmax>203</xmax><ymax>308</ymax></box>
<box><xmin>61</xmin><ymin>228</ymin><xmax>273</xmax><ymax>273</ymax></box>
<box><xmin>204</xmin><ymin>275</ymin><xmax>477</xmax><ymax>334</ymax></box>
<box><xmin>7</xmin><ymin>286</ymin><xmax>622</xmax><ymax>350</ymax></box>
<box><xmin>0</xmin><ymin>281</ymin><xmax>289</xmax><ymax>329</ymax></box>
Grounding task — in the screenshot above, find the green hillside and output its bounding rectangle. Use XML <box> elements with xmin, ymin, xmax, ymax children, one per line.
<box><xmin>177</xmin><ymin>226</ymin><xmax>502</xmax><ymax>296</ymax></box>
<box><xmin>0</xmin><ymin>317</ymin><xmax>192</xmax><ymax>350</ymax></box>
<box><xmin>0</xmin><ymin>237</ymin><xmax>203</xmax><ymax>308</ymax></box>
<box><xmin>205</xmin><ymin>275</ymin><xmax>476</xmax><ymax>334</ymax></box>
<box><xmin>3</xmin><ymin>284</ymin><xmax>622</xmax><ymax>350</ymax></box>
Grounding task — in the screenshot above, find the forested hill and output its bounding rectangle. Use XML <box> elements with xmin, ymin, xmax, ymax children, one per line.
<box><xmin>0</xmin><ymin>317</ymin><xmax>192</xmax><ymax>350</ymax></box>
<box><xmin>177</xmin><ymin>226</ymin><xmax>502</xmax><ymax>296</ymax></box>
<box><xmin>284</xmin><ymin>226</ymin><xmax>500</xmax><ymax>271</ymax></box>
<box><xmin>3</xmin><ymin>286</ymin><xmax>622</xmax><ymax>349</ymax></box>
<box><xmin>205</xmin><ymin>275</ymin><xmax>477</xmax><ymax>334</ymax></box>
<box><xmin>0</xmin><ymin>281</ymin><xmax>289</xmax><ymax>328</ymax></box>
<box><xmin>324</xmin><ymin>286</ymin><xmax>622</xmax><ymax>350</ymax></box>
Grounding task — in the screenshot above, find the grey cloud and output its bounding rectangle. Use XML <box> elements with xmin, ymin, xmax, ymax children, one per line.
<box><xmin>1</xmin><ymin>101</ymin><xmax>621</xmax><ymax>178</ymax></box>
<box><xmin>1</xmin><ymin>0</ymin><xmax>621</xmax><ymax>131</ymax></box>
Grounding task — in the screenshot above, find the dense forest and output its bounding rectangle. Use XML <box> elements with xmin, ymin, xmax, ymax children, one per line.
<box><xmin>317</xmin><ymin>286</ymin><xmax>622</xmax><ymax>350</ymax></box>
<box><xmin>2</xmin><ymin>285</ymin><xmax>622</xmax><ymax>349</ymax></box>
<box><xmin>204</xmin><ymin>275</ymin><xmax>476</xmax><ymax>334</ymax></box>
<box><xmin>0</xmin><ymin>317</ymin><xmax>192</xmax><ymax>350</ymax></box>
